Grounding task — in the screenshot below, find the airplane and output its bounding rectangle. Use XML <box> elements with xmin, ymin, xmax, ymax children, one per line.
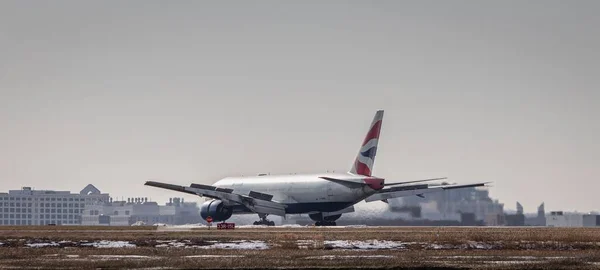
<box><xmin>145</xmin><ymin>110</ymin><xmax>488</xmax><ymax>226</ymax></box>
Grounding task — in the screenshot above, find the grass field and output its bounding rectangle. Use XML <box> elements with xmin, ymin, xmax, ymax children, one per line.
<box><xmin>1</xmin><ymin>225</ymin><xmax>599</xmax><ymax>269</ymax></box>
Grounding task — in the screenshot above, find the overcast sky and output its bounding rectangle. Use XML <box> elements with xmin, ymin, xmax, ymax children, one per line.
<box><xmin>1</xmin><ymin>1</ymin><xmax>598</xmax><ymax>213</ymax></box>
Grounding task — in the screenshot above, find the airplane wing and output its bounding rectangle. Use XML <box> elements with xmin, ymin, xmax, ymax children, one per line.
<box><xmin>364</xmin><ymin>182</ymin><xmax>488</xmax><ymax>202</ymax></box>
<box><xmin>145</xmin><ymin>181</ymin><xmax>287</xmax><ymax>217</ymax></box>
<box><xmin>384</xmin><ymin>177</ymin><xmax>448</xmax><ymax>186</ymax></box>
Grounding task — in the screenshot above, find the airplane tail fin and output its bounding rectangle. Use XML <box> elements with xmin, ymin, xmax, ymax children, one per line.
<box><xmin>349</xmin><ymin>110</ymin><xmax>384</xmax><ymax>176</ymax></box>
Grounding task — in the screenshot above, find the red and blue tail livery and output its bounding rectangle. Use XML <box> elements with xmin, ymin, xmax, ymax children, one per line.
<box><xmin>350</xmin><ymin>110</ymin><xmax>384</xmax><ymax>176</ymax></box>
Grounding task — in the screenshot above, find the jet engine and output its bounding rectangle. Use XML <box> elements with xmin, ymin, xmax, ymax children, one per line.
<box><xmin>200</xmin><ymin>199</ymin><xmax>233</xmax><ymax>222</ymax></box>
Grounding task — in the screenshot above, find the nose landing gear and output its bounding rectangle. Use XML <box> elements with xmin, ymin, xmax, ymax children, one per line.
<box><xmin>253</xmin><ymin>213</ymin><xmax>275</xmax><ymax>226</ymax></box>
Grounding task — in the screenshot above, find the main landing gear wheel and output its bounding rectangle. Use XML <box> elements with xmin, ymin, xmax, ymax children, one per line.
<box><xmin>310</xmin><ymin>213</ymin><xmax>341</xmax><ymax>226</ymax></box>
<box><xmin>315</xmin><ymin>221</ymin><xmax>336</xmax><ymax>226</ymax></box>
<box><xmin>253</xmin><ymin>213</ymin><xmax>275</xmax><ymax>226</ymax></box>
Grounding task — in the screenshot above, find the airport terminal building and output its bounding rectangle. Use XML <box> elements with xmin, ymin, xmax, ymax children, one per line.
<box><xmin>1</xmin><ymin>185</ymin><xmax>202</xmax><ymax>226</ymax></box>
<box><xmin>0</xmin><ymin>185</ymin><xmax>109</xmax><ymax>225</ymax></box>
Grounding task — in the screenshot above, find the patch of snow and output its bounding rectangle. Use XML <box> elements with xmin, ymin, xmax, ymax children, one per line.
<box><xmin>42</xmin><ymin>254</ymin><xmax>60</xmax><ymax>257</ymax></box>
<box><xmin>195</xmin><ymin>240</ymin><xmax>268</xmax><ymax>250</ymax></box>
<box><xmin>66</xmin><ymin>255</ymin><xmax>80</xmax><ymax>258</ymax></box>
<box><xmin>296</xmin><ymin>239</ymin><xmax>405</xmax><ymax>250</ymax></box>
<box><xmin>466</xmin><ymin>241</ymin><xmax>495</xmax><ymax>250</ymax></box>
<box><xmin>185</xmin><ymin>255</ymin><xmax>245</xmax><ymax>258</ymax></box>
<box><xmin>425</xmin><ymin>242</ymin><xmax>498</xmax><ymax>250</ymax></box>
<box><xmin>81</xmin><ymin>241</ymin><xmax>136</xmax><ymax>248</ymax></box>
<box><xmin>322</xmin><ymin>240</ymin><xmax>405</xmax><ymax>250</ymax></box>
<box><xmin>155</xmin><ymin>241</ymin><xmax>186</xmax><ymax>248</ymax></box>
<box><xmin>26</xmin><ymin>242</ymin><xmax>60</xmax><ymax>248</ymax></box>
<box><xmin>0</xmin><ymin>242</ymin><xmax>4</xmax><ymax>246</ymax></box>
<box><xmin>344</xmin><ymin>225</ymin><xmax>369</xmax><ymax>228</ymax></box>
<box><xmin>157</xmin><ymin>224</ymin><xmax>204</xmax><ymax>231</ymax></box>
<box><xmin>484</xmin><ymin>261</ymin><xmax>539</xmax><ymax>265</ymax></box>
<box><xmin>306</xmin><ymin>255</ymin><xmax>394</xmax><ymax>259</ymax></box>
<box><xmin>88</xmin><ymin>255</ymin><xmax>153</xmax><ymax>259</ymax></box>
<box><xmin>236</xmin><ymin>224</ymin><xmax>310</xmax><ymax>228</ymax></box>
<box><xmin>432</xmin><ymin>255</ymin><xmax>576</xmax><ymax>261</ymax></box>
<box><xmin>235</xmin><ymin>225</ymin><xmax>269</xmax><ymax>228</ymax></box>
<box><xmin>277</xmin><ymin>224</ymin><xmax>307</xmax><ymax>228</ymax></box>
<box><xmin>426</xmin><ymin>243</ymin><xmax>456</xmax><ymax>250</ymax></box>
<box><xmin>167</xmin><ymin>223</ymin><xmax>204</xmax><ymax>228</ymax></box>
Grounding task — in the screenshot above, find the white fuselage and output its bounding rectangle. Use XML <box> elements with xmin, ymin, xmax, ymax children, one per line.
<box><xmin>213</xmin><ymin>173</ymin><xmax>378</xmax><ymax>214</ymax></box>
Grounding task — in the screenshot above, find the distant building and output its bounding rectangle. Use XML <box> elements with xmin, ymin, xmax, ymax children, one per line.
<box><xmin>505</xmin><ymin>214</ymin><xmax>525</xmax><ymax>226</ymax></box>
<box><xmin>524</xmin><ymin>202</ymin><xmax>546</xmax><ymax>226</ymax></box>
<box><xmin>484</xmin><ymin>213</ymin><xmax>504</xmax><ymax>226</ymax></box>
<box><xmin>0</xmin><ymin>185</ymin><xmax>109</xmax><ymax>226</ymax></box>
<box><xmin>516</xmin><ymin>202</ymin><xmax>523</xmax><ymax>215</ymax></box>
<box><xmin>505</xmin><ymin>202</ymin><xmax>525</xmax><ymax>226</ymax></box>
<box><xmin>389</xmin><ymin>186</ymin><xmax>503</xmax><ymax>225</ymax></box>
<box><xmin>81</xmin><ymin>197</ymin><xmax>201</xmax><ymax>226</ymax></box>
<box><xmin>546</xmin><ymin>211</ymin><xmax>600</xmax><ymax>227</ymax></box>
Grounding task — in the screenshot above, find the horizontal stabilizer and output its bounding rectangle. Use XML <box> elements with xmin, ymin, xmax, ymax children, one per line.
<box><xmin>365</xmin><ymin>182</ymin><xmax>488</xmax><ymax>202</ymax></box>
<box><xmin>365</xmin><ymin>186</ymin><xmax>444</xmax><ymax>202</ymax></box>
<box><xmin>384</xmin><ymin>177</ymin><xmax>447</xmax><ymax>186</ymax></box>
<box><xmin>441</xmin><ymin>183</ymin><xmax>489</xmax><ymax>190</ymax></box>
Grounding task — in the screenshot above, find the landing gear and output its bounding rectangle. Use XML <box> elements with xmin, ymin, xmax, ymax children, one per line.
<box><xmin>315</xmin><ymin>221</ymin><xmax>336</xmax><ymax>226</ymax></box>
<box><xmin>253</xmin><ymin>213</ymin><xmax>275</xmax><ymax>226</ymax></box>
<box><xmin>309</xmin><ymin>213</ymin><xmax>341</xmax><ymax>226</ymax></box>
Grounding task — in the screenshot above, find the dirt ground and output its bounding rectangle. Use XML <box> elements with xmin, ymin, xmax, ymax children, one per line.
<box><xmin>0</xmin><ymin>226</ymin><xmax>599</xmax><ymax>269</ymax></box>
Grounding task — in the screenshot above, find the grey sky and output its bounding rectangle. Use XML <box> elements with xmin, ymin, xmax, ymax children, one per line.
<box><xmin>1</xmin><ymin>1</ymin><xmax>598</xmax><ymax>212</ymax></box>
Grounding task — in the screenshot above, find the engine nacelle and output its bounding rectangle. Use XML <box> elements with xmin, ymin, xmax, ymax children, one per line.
<box><xmin>200</xmin><ymin>199</ymin><xmax>233</xmax><ymax>222</ymax></box>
